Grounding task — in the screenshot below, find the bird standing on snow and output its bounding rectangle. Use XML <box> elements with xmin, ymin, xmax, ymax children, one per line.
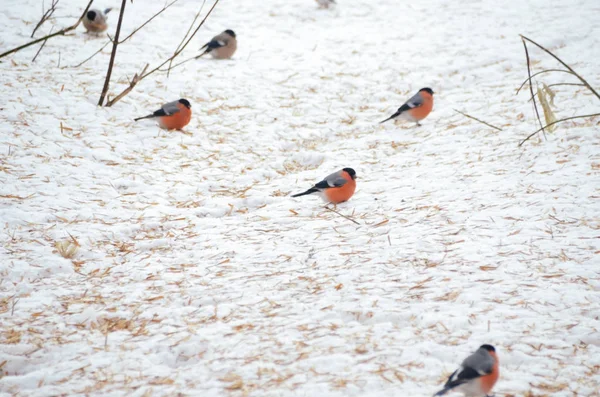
<box><xmin>291</xmin><ymin>168</ymin><xmax>357</xmax><ymax>204</ymax></box>
<box><xmin>198</xmin><ymin>30</ymin><xmax>237</xmax><ymax>59</ymax></box>
<box><xmin>433</xmin><ymin>344</ymin><xmax>499</xmax><ymax>397</ymax></box>
<box><xmin>134</xmin><ymin>99</ymin><xmax>192</xmax><ymax>130</ymax></box>
<box><xmin>83</xmin><ymin>8</ymin><xmax>112</xmax><ymax>33</ymax></box>
<box><xmin>316</xmin><ymin>0</ymin><xmax>336</xmax><ymax>8</ymax></box>
<box><xmin>380</xmin><ymin>87</ymin><xmax>434</xmax><ymax>126</ymax></box>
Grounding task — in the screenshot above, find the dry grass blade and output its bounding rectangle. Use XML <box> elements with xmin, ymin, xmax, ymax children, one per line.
<box><xmin>517</xmin><ymin>35</ymin><xmax>600</xmax><ymax>145</ymax></box>
<box><xmin>454</xmin><ymin>109</ymin><xmax>502</xmax><ymax>131</ymax></box>
<box><xmin>537</xmin><ymin>84</ymin><xmax>557</xmax><ymax>132</ymax></box>
<box><xmin>55</xmin><ymin>240</ymin><xmax>79</xmax><ymax>259</ymax></box>
<box><xmin>324</xmin><ymin>206</ymin><xmax>360</xmax><ymax>225</ymax></box>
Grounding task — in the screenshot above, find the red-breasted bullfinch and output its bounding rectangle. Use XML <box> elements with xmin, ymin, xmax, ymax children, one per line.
<box><xmin>316</xmin><ymin>0</ymin><xmax>336</xmax><ymax>8</ymax></box>
<box><xmin>83</xmin><ymin>8</ymin><xmax>112</xmax><ymax>33</ymax></box>
<box><xmin>380</xmin><ymin>87</ymin><xmax>434</xmax><ymax>126</ymax></box>
<box><xmin>198</xmin><ymin>30</ymin><xmax>237</xmax><ymax>59</ymax></box>
<box><xmin>291</xmin><ymin>168</ymin><xmax>356</xmax><ymax>204</ymax></box>
<box><xmin>134</xmin><ymin>99</ymin><xmax>192</xmax><ymax>130</ymax></box>
<box><xmin>434</xmin><ymin>344</ymin><xmax>499</xmax><ymax>397</ymax></box>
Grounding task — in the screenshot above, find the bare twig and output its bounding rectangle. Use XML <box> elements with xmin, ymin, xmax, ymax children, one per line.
<box><xmin>454</xmin><ymin>109</ymin><xmax>502</xmax><ymax>131</ymax></box>
<box><xmin>140</xmin><ymin>0</ymin><xmax>221</xmax><ymax>80</ymax></box>
<box><xmin>167</xmin><ymin>0</ymin><xmax>206</xmax><ymax>77</ymax></box>
<box><xmin>105</xmin><ymin>63</ymin><xmax>149</xmax><ymax>107</ymax></box>
<box><xmin>70</xmin><ymin>39</ymin><xmax>110</xmax><ymax>68</ymax></box>
<box><xmin>518</xmin><ymin>113</ymin><xmax>600</xmax><ymax>146</ymax></box>
<box><xmin>31</xmin><ymin>0</ymin><xmax>60</xmax><ymax>38</ymax></box>
<box><xmin>32</xmin><ymin>26</ymin><xmax>54</xmax><ymax>62</ymax></box>
<box><xmin>0</xmin><ymin>0</ymin><xmax>93</xmax><ymax>59</ymax></box>
<box><xmin>324</xmin><ymin>206</ymin><xmax>360</xmax><ymax>225</ymax></box>
<box><xmin>98</xmin><ymin>0</ymin><xmax>126</xmax><ymax>106</ymax></box>
<box><xmin>516</xmin><ymin>69</ymin><xmax>574</xmax><ymax>95</ymax></box>
<box><xmin>521</xmin><ymin>37</ymin><xmax>546</xmax><ymax>140</ymax></box>
<box><xmin>118</xmin><ymin>0</ymin><xmax>179</xmax><ymax>44</ymax></box>
<box><xmin>520</xmin><ymin>35</ymin><xmax>600</xmax><ymax>102</ymax></box>
<box><xmin>105</xmin><ymin>0</ymin><xmax>221</xmax><ymax>107</ymax></box>
<box><xmin>159</xmin><ymin>54</ymin><xmax>197</xmax><ymax>73</ymax></box>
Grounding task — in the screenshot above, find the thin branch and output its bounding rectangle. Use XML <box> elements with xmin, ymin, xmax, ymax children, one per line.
<box><xmin>0</xmin><ymin>0</ymin><xmax>93</xmax><ymax>59</ymax></box>
<box><xmin>522</xmin><ymin>37</ymin><xmax>546</xmax><ymax>140</ymax></box>
<box><xmin>70</xmin><ymin>39</ymin><xmax>110</xmax><ymax>68</ymax></box>
<box><xmin>454</xmin><ymin>109</ymin><xmax>503</xmax><ymax>131</ymax></box>
<box><xmin>118</xmin><ymin>0</ymin><xmax>179</xmax><ymax>44</ymax></box>
<box><xmin>31</xmin><ymin>0</ymin><xmax>60</xmax><ymax>38</ymax></box>
<box><xmin>520</xmin><ymin>35</ymin><xmax>600</xmax><ymax>102</ymax></box>
<box><xmin>105</xmin><ymin>0</ymin><xmax>221</xmax><ymax>107</ymax></box>
<box><xmin>105</xmin><ymin>64</ymin><xmax>148</xmax><ymax>107</ymax></box>
<box><xmin>159</xmin><ymin>54</ymin><xmax>197</xmax><ymax>73</ymax></box>
<box><xmin>167</xmin><ymin>0</ymin><xmax>206</xmax><ymax>77</ymax></box>
<box><xmin>140</xmin><ymin>0</ymin><xmax>221</xmax><ymax>79</ymax></box>
<box><xmin>98</xmin><ymin>0</ymin><xmax>126</xmax><ymax>106</ymax></box>
<box><xmin>31</xmin><ymin>26</ymin><xmax>54</xmax><ymax>62</ymax></box>
<box><xmin>516</xmin><ymin>69</ymin><xmax>574</xmax><ymax>95</ymax></box>
<box><xmin>518</xmin><ymin>113</ymin><xmax>600</xmax><ymax>147</ymax></box>
<box><xmin>324</xmin><ymin>206</ymin><xmax>360</xmax><ymax>225</ymax></box>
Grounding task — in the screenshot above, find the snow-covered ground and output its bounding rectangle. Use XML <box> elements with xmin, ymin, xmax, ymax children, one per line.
<box><xmin>1</xmin><ymin>0</ymin><xmax>599</xmax><ymax>395</ymax></box>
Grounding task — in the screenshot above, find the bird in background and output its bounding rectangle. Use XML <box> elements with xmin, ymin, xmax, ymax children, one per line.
<box><xmin>134</xmin><ymin>99</ymin><xmax>192</xmax><ymax>130</ymax></box>
<box><xmin>291</xmin><ymin>168</ymin><xmax>357</xmax><ymax>204</ymax></box>
<box><xmin>197</xmin><ymin>30</ymin><xmax>237</xmax><ymax>59</ymax></box>
<box><xmin>380</xmin><ymin>87</ymin><xmax>434</xmax><ymax>126</ymax></box>
<box><xmin>316</xmin><ymin>0</ymin><xmax>336</xmax><ymax>9</ymax></box>
<box><xmin>83</xmin><ymin>8</ymin><xmax>112</xmax><ymax>34</ymax></box>
<box><xmin>433</xmin><ymin>344</ymin><xmax>499</xmax><ymax>397</ymax></box>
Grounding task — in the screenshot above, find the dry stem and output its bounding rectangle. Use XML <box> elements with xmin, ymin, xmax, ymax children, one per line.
<box><xmin>520</xmin><ymin>35</ymin><xmax>600</xmax><ymax>102</ymax></box>
<box><xmin>32</xmin><ymin>26</ymin><xmax>54</xmax><ymax>62</ymax></box>
<box><xmin>104</xmin><ymin>0</ymin><xmax>221</xmax><ymax>107</ymax></box>
<box><xmin>454</xmin><ymin>109</ymin><xmax>502</xmax><ymax>131</ymax></box>
<box><xmin>518</xmin><ymin>113</ymin><xmax>600</xmax><ymax>146</ymax></box>
<box><xmin>98</xmin><ymin>0</ymin><xmax>126</xmax><ymax>106</ymax></box>
<box><xmin>324</xmin><ymin>206</ymin><xmax>360</xmax><ymax>225</ymax></box>
<box><xmin>0</xmin><ymin>0</ymin><xmax>93</xmax><ymax>59</ymax></box>
<box><xmin>31</xmin><ymin>0</ymin><xmax>60</xmax><ymax>38</ymax></box>
<box><xmin>517</xmin><ymin>35</ymin><xmax>600</xmax><ymax>146</ymax></box>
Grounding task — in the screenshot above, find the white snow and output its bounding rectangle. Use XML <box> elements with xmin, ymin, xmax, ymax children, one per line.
<box><xmin>1</xmin><ymin>0</ymin><xmax>599</xmax><ymax>396</ymax></box>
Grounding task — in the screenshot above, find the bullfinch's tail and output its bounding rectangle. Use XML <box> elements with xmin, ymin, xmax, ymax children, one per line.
<box><xmin>291</xmin><ymin>188</ymin><xmax>318</xmax><ymax>198</ymax></box>
<box><xmin>379</xmin><ymin>111</ymin><xmax>401</xmax><ymax>124</ymax></box>
<box><xmin>433</xmin><ymin>386</ymin><xmax>452</xmax><ymax>396</ymax></box>
<box><xmin>134</xmin><ymin>114</ymin><xmax>154</xmax><ymax>122</ymax></box>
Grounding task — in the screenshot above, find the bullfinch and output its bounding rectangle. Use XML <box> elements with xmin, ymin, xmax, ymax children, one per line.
<box><xmin>83</xmin><ymin>8</ymin><xmax>112</xmax><ymax>34</ymax></box>
<box><xmin>198</xmin><ymin>30</ymin><xmax>237</xmax><ymax>59</ymax></box>
<box><xmin>380</xmin><ymin>87</ymin><xmax>434</xmax><ymax>126</ymax></box>
<box><xmin>291</xmin><ymin>168</ymin><xmax>356</xmax><ymax>204</ymax></box>
<box><xmin>316</xmin><ymin>0</ymin><xmax>336</xmax><ymax>8</ymax></box>
<box><xmin>134</xmin><ymin>99</ymin><xmax>192</xmax><ymax>130</ymax></box>
<box><xmin>434</xmin><ymin>344</ymin><xmax>499</xmax><ymax>397</ymax></box>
